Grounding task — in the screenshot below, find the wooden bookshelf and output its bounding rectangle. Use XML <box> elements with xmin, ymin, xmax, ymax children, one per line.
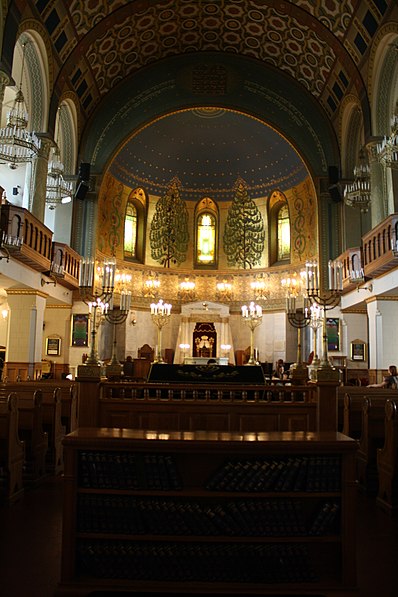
<box><xmin>57</xmin><ymin>428</ymin><xmax>358</xmax><ymax>596</ymax></box>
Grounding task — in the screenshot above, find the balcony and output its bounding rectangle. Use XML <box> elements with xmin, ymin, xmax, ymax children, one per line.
<box><xmin>362</xmin><ymin>213</ymin><xmax>398</xmax><ymax>279</ymax></box>
<box><xmin>0</xmin><ymin>203</ymin><xmax>80</xmax><ymax>289</ymax></box>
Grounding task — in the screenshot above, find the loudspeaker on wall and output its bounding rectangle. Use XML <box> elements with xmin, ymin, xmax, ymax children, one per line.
<box><xmin>75</xmin><ymin>180</ymin><xmax>89</xmax><ymax>200</ymax></box>
<box><xmin>79</xmin><ymin>162</ymin><xmax>91</xmax><ymax>182</ymax></box>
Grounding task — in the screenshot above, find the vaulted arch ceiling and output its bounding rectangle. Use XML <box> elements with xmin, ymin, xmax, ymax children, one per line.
<box><xmin>4</xmin><ymin>0</ymin><xmax>387</xmax><ymax>195</ymax></box>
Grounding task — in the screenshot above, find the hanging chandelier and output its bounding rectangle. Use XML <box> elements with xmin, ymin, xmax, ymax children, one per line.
<box><xmin>46</xmin><ymin>146</ymin><xmax>73</xmax><ymax>209</ymax></box>
<box><xmin>377</xmin><ymin>106</ymin><xmax>398</xmax><ymax>170</ymax></box>
<box><xmin>344</xmin><ymin>147</ymin><xmax>371</xmax><ymax>213</ymax></box>
<box><xmin>0</xmin><ymin>42</ymin><xmax>41</xmax><ymax>169</ymax></box>
<box><xmin>45</xmin><ymin>107</ymin><xmax>73</xmax><ymax>209</ymax></box>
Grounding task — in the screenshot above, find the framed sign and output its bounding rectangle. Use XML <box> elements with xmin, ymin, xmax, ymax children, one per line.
<box><xmin>71</xmin><ymin>314</ymin><xmax>89</xmax><ymax>347</ymax></box>
<box><xmin>46</xmin><ymin>337</ymin><xmax>61</xmax><ymax>356</ymax></box>
<box><xmin>326</xmin><ymin>317</ymin><xmax>340</xmax><ymax>352</ymax></box>
<box><xmin>351</xmin><ymin>340</ymin><xmax>366</xmax><ymax>362</ymax></box>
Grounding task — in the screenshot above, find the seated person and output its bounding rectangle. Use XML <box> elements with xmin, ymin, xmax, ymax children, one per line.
<box><xmin>367</xmin><ymin>364</ymin><xmax>398</xmax><ymax>388</ymax></box>
<box><xmin>123</xmin><ymin>355</ymin><xmax>134</xmax><ymax>378</ymax></box>
<box><xmin>272</xmin><ymin>358</ymin><xmax>285</xmax><ymax>379</ymax></box>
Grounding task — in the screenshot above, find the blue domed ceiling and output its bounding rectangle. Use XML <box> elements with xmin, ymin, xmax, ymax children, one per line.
<box><xmin>109</xmin><ymin>108</ymin><xmax>308</xmax><ymax>202</ymax></box>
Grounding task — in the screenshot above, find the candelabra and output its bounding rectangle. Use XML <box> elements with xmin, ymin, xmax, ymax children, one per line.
<box><xmin>150</xmin><ymin>299</ymin><xmax>172</xmax><ymax>363</ymax></box>
<box><xmin>282</xmin><ymin>272</ymin><xmax>311</xmax><ymax>384</ymax></box>
<box><xmin>307</xmin><ymin>304</ymin><xmax>323</xmax><ymax>380</ymax></box>
<box><xmin>305</xmin><ymin>259</ymin><xmax>343</xmax><ymax>380</ymax></box>
<box><xmin>104</xmin><ymin>290</ymin><xmax>132</xmax><ymax>377</ymax></box>
<box><xmin>78</xmin><ymin>257</ymin><xmax>116</xmax><ymax>367</ymax></box>
<box><xmin>179</xmin><ymin>343</ymin><xmax>190</xmax><ymax>363</ymax></box>
<box><xmin>241</xmin><ymin>302</ymin><xmax>262</xmax><ymax>365</ymax></box>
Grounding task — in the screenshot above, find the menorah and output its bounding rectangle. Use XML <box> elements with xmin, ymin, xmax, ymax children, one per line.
<box><xmin>104</xmin><ymin>289</ymin><xmax>132</xmax><ymax>376</ymax></box>
<box><xmin>305</xmin><ymin>259</ymin><xmax>343</xmax><ymax>379</ymax></box>
<box><xmin>150</xmin><ymin>299</ymin><xmax>172</xmax><ymax>364</ymax></box>
<box><xmin>78</xmin><ymin>257</ymin><xmax>116</xmax><ymax>367</ymax></box>
<box><xmin>241</xmin><ymin>302</ymin><xmax>262</xmax><ymax>365</ymax></box>
<box><xmin>282</xmin><ymin>272</ymin><xmax>311</xmax><ymax>384</ymax></box>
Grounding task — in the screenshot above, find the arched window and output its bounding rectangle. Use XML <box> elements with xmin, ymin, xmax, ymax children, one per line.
<box><xmin>124</xmin><ymin>187</ymin><xmax>147</xmax><ymax>263</ymax></box>
<box><xmin>277</xmin><ymin>204</ymin><xmax>290</xmax><ymax>261</ymax></box>
<box><xmin>194</xmin><ymin>197</ymin><xmax>218</xmax><ymax>268</ymax></box>
<box><xmin>124</xmin><ymin>203</ymin><xmax>138</xmax><ymax>258</ymax></box>
<box><xmin>268</xmin><ymin>191</ymin><xmax>290</xmax><ymax>265</ymax></box>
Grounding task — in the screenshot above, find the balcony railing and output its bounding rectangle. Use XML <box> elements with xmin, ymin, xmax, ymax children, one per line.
<box><xmin>362</xmin><ymin>213</ymin><xmax>398</xmax><ymax>279</ymax></box>
<box><xmin>0</xmin><ymin>203</ymin><xmax>80</xmax><ymax>288</ymax></box>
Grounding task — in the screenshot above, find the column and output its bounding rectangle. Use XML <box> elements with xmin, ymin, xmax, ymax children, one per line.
<box><xmin>30</xmin><ymin>135</ymin><xmax>53</xmax><ymax>222</ymax></box>
<box><xmin>367</xmin><ymin>297</ymin><xmax>398</xmax><ymax>382</ymax></box>
<box><xmin>4</xmin><ymin>289</ymin><xmax>46</xmax><ymax>380</ymax></box>
<box><xmin>0</xmin><ymin>70</ymin><xmax>11</xmax><ymax>112</ymax></box>
<box><xmin>42</xmin><ymin>304</ymin><xmax>73</xmax><ymax>379</ymax></box>
<box><xmin>367</xmin><ymin>138</ymin><xmax>387</xmax><ymax>227</ymax></box>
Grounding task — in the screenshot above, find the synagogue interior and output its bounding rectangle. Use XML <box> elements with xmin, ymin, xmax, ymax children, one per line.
<box><xmin>0</xmin><ymin>1</ymin><xmax>398</xmax><ymax>597</ymax></box>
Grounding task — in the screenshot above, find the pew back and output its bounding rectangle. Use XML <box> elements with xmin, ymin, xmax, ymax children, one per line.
<box><xmin>17</xmin><ymin>389</ymin><xmax>48</xmax><ymax>483</ymax></box>
<box><xmin>0</xmin><ymin>393</ymin><xmax>24</xmax><ymax>503</ymax></box>
<box><xmin>356</xmin><ymin>395</ymin><xmax>387</xmax><ymax>494</ymax></box>
<box><xmin>377</xmin><ymin>398</ymin><xmax>398</xmax><ymax>513</ymax></box>
<box><xmin>99</xmin><ymin>381</ymin><xmax>318</xmax><ymax>433</ymax></box>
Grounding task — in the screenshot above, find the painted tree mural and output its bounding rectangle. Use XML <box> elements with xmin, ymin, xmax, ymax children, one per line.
<box><xmin>150</xmin><ymin>177</ymin><xmax>189</xmax><ymax>267</ymax></box>
<box><xmin>223</xmin><ymin>178</ymin><xmax>265</xmax><ymax>268</ymax></box>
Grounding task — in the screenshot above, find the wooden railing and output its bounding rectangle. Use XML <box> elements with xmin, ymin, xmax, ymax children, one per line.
<box><xmin>0</xmin><ymin>203</ymin><xmax>81</xmax><ymax>289</ymax></box>
<box><xmin>362</xmin><ymin>213</ymin><xmax>398</xmax><ymax>278</ymax></box>
<box><xmin>98</xmin><ymin>381</ymin><xmax>318</xmax><ymax>433</ymax></box>
<box><xmin>101</xmin><ymin>381</ymin><xmax>317</xmax><ymax>403</ymax></box>
<box><xmin>0</xmin><ymin>203</ymin><xmax>52</xmax><ymax>272</ymax></box>
<box><xmin>51</xmin><ymin>242</ymin><xmax>80</xmax><ymax>289</ymax></box>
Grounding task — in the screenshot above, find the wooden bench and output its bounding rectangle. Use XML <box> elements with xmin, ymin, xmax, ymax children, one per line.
<box><xmin>0</xmin><ymin>382</ymin><xmax>66</xmax><ymax>475</ymax></box>
<box><xmin>0</xmin><ymin>393</ymin><xmax>25</xmax><ymax>504</ymax></box>
<box><xmin>41</xmin><ymin>388</ymin><xmax>64</xmax><ymax>475</ymax></box>
<box><xmin>356</xmin><ymin>395</ymin><xmax>387</xmax><ymax>495</ymax></box>
<box><xmin>377</xmin><ymin>398</ymin><xmax>398</xmax><ymax>514</ymax></box>
<box><xmin>17</xmin><ymin>389</ymin><xmax>48</xmax><ymax>484</ymax></box>
<box><xmin>340</xmin><ymin>389</ymin><xmax>396</xmax><ymax>438</ymax></box>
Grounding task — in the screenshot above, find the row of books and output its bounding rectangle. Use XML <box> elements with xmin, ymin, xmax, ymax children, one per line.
<box><xmin>206</xmin><ymin>456</ymin><xmax>341</xmax><ymax>492</ymax></box>
<box><xmin>78</xmin><ymin>451</ymin><xmax>181</xmax><ymax>490</ymax></box>
<box><xmin>78</xmin><ymin>451</ymin><xmax>341</xmax><ymax>493</ymax></box>
<box><xmin>77</xmin><ymin>540</ymin><xmax>318</xmax><ymax>583</ymax></box>
<box><xmin>77</xmin><ymin>494</ymin><xmax>340</xmax><ymax>537</ymax></box>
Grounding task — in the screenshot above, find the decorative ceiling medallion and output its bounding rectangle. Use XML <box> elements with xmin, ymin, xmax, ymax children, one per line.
<box><xmin>192</xmin><ymin>108</ymin><xmax>226</xmax><ymax>119</ymax></box>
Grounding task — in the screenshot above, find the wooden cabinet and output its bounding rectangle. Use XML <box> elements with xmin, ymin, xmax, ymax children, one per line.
<box><xmin>57</xmin><ymin>428</ymin><xmax>358</xmax><ymax>596</ymax></box>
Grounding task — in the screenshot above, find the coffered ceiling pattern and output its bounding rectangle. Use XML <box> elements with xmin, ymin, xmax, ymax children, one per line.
<box><xmin>48</xmin><ymin>0</ymin><xmax>364</xmax><ymax>120</ymax></box>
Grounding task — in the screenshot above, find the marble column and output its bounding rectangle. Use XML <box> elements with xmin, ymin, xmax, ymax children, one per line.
<box><xmin>367</xmin><ymin>297</ymin><xmax>398</xmax><ymax>380</ymax></box>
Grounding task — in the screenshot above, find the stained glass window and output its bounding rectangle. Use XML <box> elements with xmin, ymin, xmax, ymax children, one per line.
<box><xmin>124</xmin><ymin>203</ymin><xmax>137</xmax><ymax>258</ymax></box>
<box><xmin>197</xmin><ymin>212</ymin><xmax>216</xmax><ymax>264</ymax></box>
<box><xmin>277</xmin><ymin>204</ymin><xmax>290</xmax><ymax>261</ymax></box>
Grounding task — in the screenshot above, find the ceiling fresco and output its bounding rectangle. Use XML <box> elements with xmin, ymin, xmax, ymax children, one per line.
<box><xmin>110</xmin><ymin>108</ymin><xmax>307</xmax><ymax>201</ymax></box>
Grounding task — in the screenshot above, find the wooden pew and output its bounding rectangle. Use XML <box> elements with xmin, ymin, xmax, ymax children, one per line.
<box><xmin>17</xmin><ymin>389</ymin><xmax>48</xmax><ymax>484</ymax></box>
<box><xmin>0</xmin><ymin>393</ymin><xmax>25</xmax><ymax>504</ymax></box>
<box><xmin>356</xmin><ymin>395</ymin><xmax>387</xmax><ymax>495</ymax></box>
<box><xmin>377</xmin><ymin>398</ymin><xmax>398</xmax><ymax>514</ymax></box>
<box><xmin>0</xmin><ymin>382</ymin><xmax>65</xmax><ymax>475</ymax></box>
<box><xmin>340</xmin><ymin>389</ymin><xmax>396</xmax><ymax>438</ymax></box>
<box><xmin>41</xmin><ymin>387</ymin><xmax>64</xmax><ymax>475</ymax></box>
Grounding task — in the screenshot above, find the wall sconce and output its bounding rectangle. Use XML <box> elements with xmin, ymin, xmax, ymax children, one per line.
<box><xmin>216</xmin><ymin>278</ymin><xmax>233</xmax><ymax>301</ymax></box>
<box><xmin>251</xmin><ymin>274</ymin><xmax>268</xmax><ymax>301</ymax></box>
<box><xmin>142</xmin><ymin>272</ymin><xmax>160</xmax><ymax>298</ymax></box>
<box><xmin>2</xmin><ymin>308</ymin><xmax>8</xmax><ymax>319</ymax></box>
<box><xmin>179</xmin><ymin>277</ymin><xmax>196</xmax><ymax>301</ymax></box>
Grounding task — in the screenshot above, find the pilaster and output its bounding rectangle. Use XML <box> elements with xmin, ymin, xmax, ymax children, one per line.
<box><xmin>4</xmin><ymin>289</ymin><xmax>47</xmax><ymax>380</ymax></box>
